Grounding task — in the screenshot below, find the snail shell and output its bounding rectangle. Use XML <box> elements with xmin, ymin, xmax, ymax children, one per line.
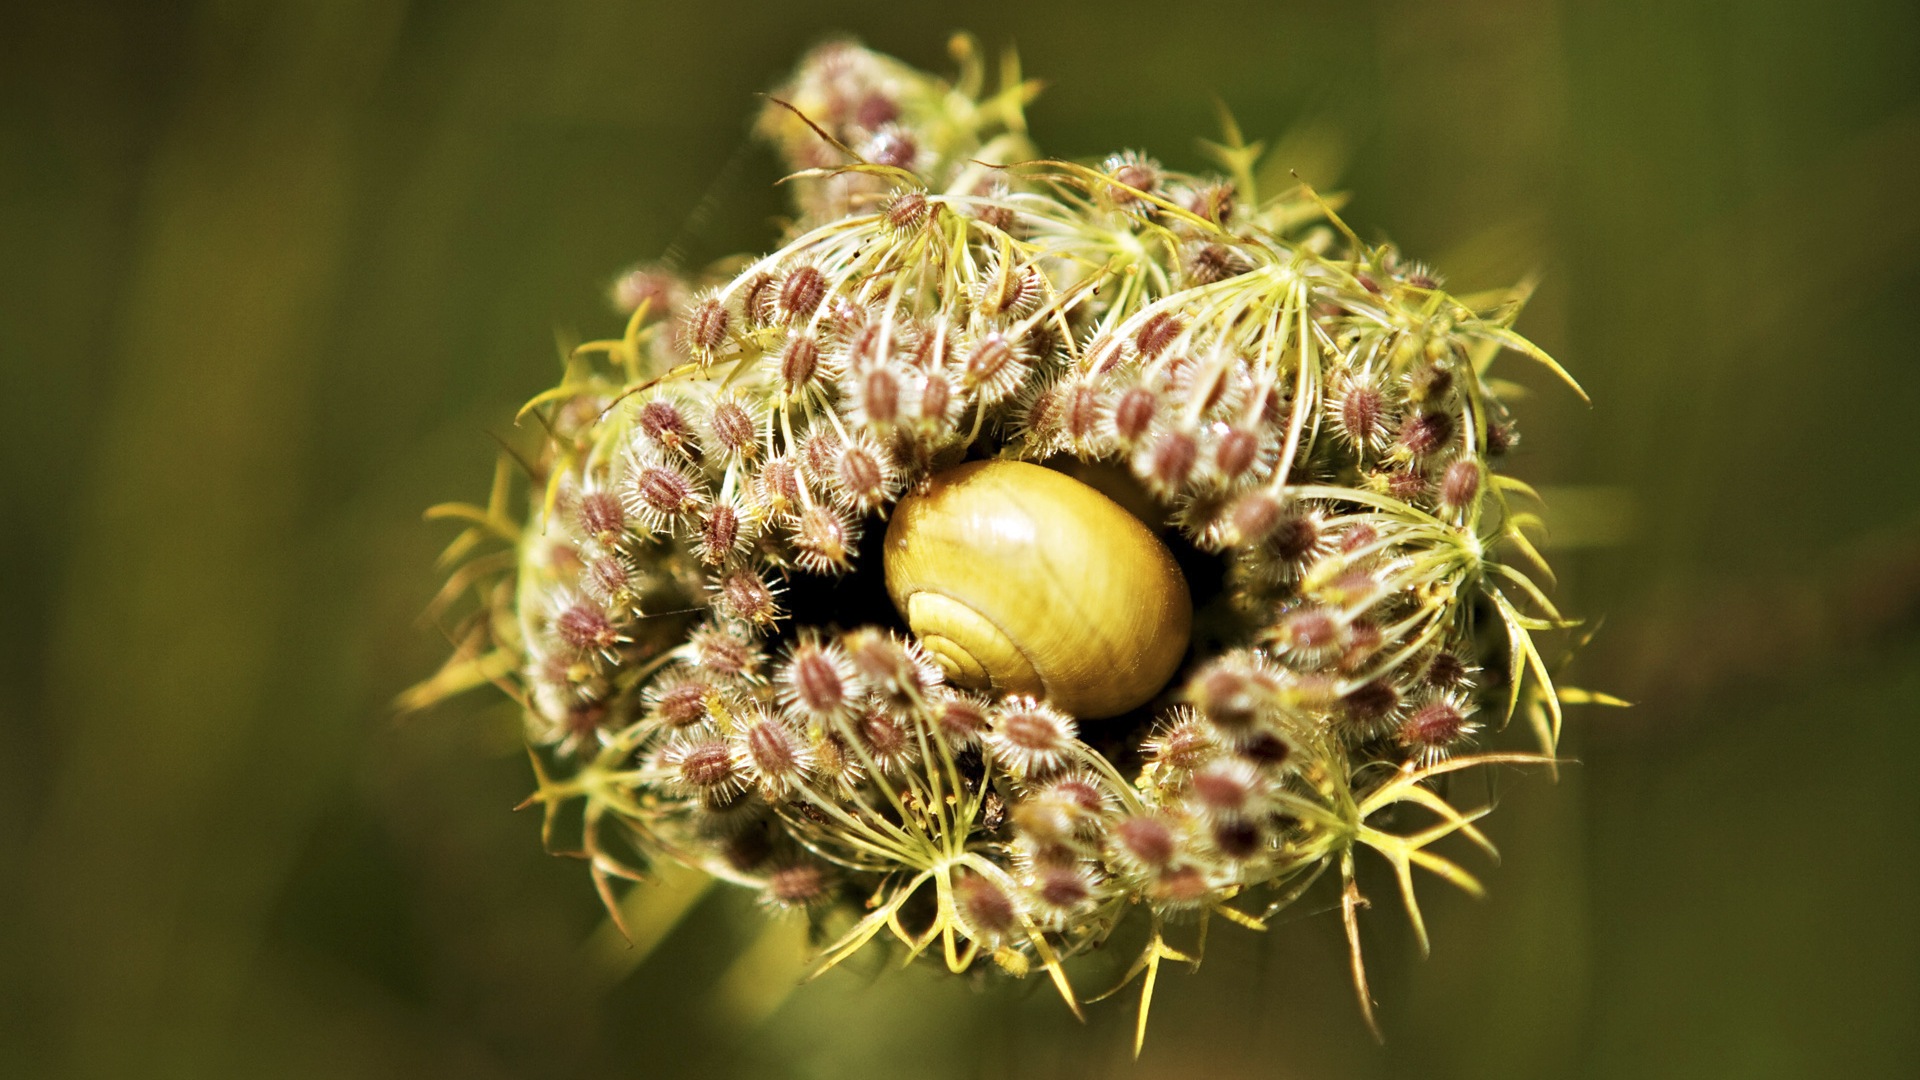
<box><xmin>883</xmin><ymin>460</ymin><xmax>1192</xmax><ymax>718</ymax></box>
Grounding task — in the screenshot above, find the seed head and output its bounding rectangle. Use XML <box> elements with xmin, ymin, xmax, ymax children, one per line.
<box><xmin>776</xmin><ymin>633</ymin><xmax>858</xmax><ymax>723</ymax></box>
<box><xmin>764</xmin><ymin>862</ymin><xmax>833</xmax><ymax>909</ymax></box>
<box><xmin>1106</xmin><ymin>385</ymin><xmax>1159</xmax><ymax>446</ymax></box>
<box><xmin>1189</xmin><ymin>758</ymin><xmax>1266</xmax><ymax>817</ymax></box>
<box><xmin>790</xmin><ymin>503</ymin><xmax>859</xmax><ymax>574</ymax></box>
<box><xmin>1398</xmin><ymin>409</ymin><xmax>1457</xmax><ymax>458</ymax></box>
<box><xmin>844</xmin><ymin>628</ymin><xmax>938</xmax><ymax>702</ymax></box>
<box><xmin>856</xmin><ymin>707</ymin><xmax>920</xmax><ymax>774</ymax></box>
<box><xmin>1189</xmin><ymin>652</ymin><xmax>1281</xmax><ymax>731</ymax></box>
<box><xmin>707</xmin><ymin>395</ymin><xmax>763</xmax><ymax>463</ymax></box>
<box><xmin>1104</xmin><ymin>150</ymin><xmax>1162</xmax><ymax>209</ymax></box>
<box><xmin>986</xmin><ymin>695</ymin><xmax>1078</xmax><ymax>777</ymax></box>
<box><xmin>730</xmin><ymin>706</ymin><xmax>814</xmax><ymax>797</ymax></box>
<box><xmin>1329</xmin><ymin>374</ymin><xmax>1392</xmax><ymax>452</ymax></box>
<box><xmin>1439</xmin><ymin>459</ymin><xmax>1481</xmax><ymax>512</ymax></box>
<box><xmin>1135</xmin><ymin>426</ymin><xmax>1199</xmax><ymax>497</ymax></box>
<box><xmin>645</xmin><ymin>670</ymin><xmax>714</xmax><ymax>728</ymax></box>
<box><xmin>1133</xmin><ymin>311</ymin><xmax>1184</xmax><ymax>358</ymax></box>
<box><xmin>680</xmin><ymin>295</ymin><xmax>732</xmax><ymax>358</ymax></box>
<box><xmin>1209</xmin><ymin>817</ymin><xmax>1265</xmax><ymax>860</ymax></box>
<box><xmin>573</xmin><ymin>488</ymin><xmax>628</xmax><ymax>543</ymax></box>
<box><xmin>778</xmin><ymin>333</ymin><xmax>826</xmax><ymax>398</ymax></box>
<box><xmin>618</xmin><ymin>452</ymin><xmax>708</xmax><ymax>534</ymax></box>
<box><xmin>739</xmin><ymin>271</ymin><xmax>779</xmax><ymax>327</ymax></box>
<box><xmin>953</xmin><ymin>871</ymin><xmax>1019</xmax><ymax>942</ymax></box>
<box><xmin>685</xmin><ymin>622</ymin><xmax>763</xmax><ymax>682</ymax></box>
<box><xmin>882</xmin><ymin>189</ymin><xmax>931</xmax><ymax>232</ymax></box>
<box><xmin>611</xmin><ymin>267</ymin><xmax>680</xmax><ymax>319</ymax></box>
<box><xmin>552</xmin><ymin>597</ymin><xmax>621</xmax><ymax>658</ymax></box>
<box><xmin>862</xmin><ymin>124</ymin><xmax>921</xmax><ymax>170</ymax></box>
<box><xmin>1026</xmin><ymin>864</ymin><xmax>1097</xmax><ymax>925</ymax></box>
<box><xmin>929</xmin><ymin>689</ymin><xmax>991</xmax><ymax>748</ymax></box>
<box><xmin>843</xmin><ymin>361</ymin><xmax>908</xmax><ymax>430</ymax></box>
<box><xmin>694</xmin><ymin>499</ymin><xmax>750</xmax><ymax>565</ymax></box>
<box><xmin>634</xmin><ymin>396</ymin><xmax>698</xmax><ymax>458</ymax></box>
<box><xmin>581</xmin><ymin>551</ymin><xmax>640</xmax><ymax>609</ymax></box>
<box><xmin>778</xmin><ymin>264</ymin><xmax>829</xmax><ymax>322</ymax></box>
<box><xmin>830</xmin><ymin>433</ymin><xmax>899</xmax><ymax>512</ymax></box>
<box><xmin>710</xmin><ymin>566</ymin><xmax>783</xmax><ymax>627</ymax></box>
<box><xmin>1111</xmin><ymin>814</ymin><xmax>1179</xmax><ymax>871</ymax></box>
<box><xmin>960</xmin><ymin>331</ymin><xmax>1030</xmax><ymax>404</ymax></box>
<box><xmin>1185</xmin><ymin>242</ymin><xmax>1251</xmax><ymax>286</ymax></box>
<box><xmin>1340</xmin><ymin>677</ymin><xmax>1404</xmax><ymax>732</ymax></box>
<box><xmin>1397</xmin><ymin>693</ymin><xmax>1480</xmax><ymax>764</ymax></box>
<box><xmin>663</xmin><ymin>735</ymin><xmax>741</xmax><ymax>797</ymax></box>
<box><xmin>1424</xmin><ymin>651</ymin><xmax>1477</xmax><ymax>690</ymax></box>
<box><xmin>753</xmin><ymin>456</ymin><xmax>802</xmax><ymax>519</ymax></box>
<box><xmin>1142</xmin><ymin>707</ymin><xmax>1217</xmax><ymax>773</ymax></box>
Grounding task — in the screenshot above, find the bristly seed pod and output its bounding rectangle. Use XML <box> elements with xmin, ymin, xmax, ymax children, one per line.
<box><xmin>681</xmin><ymin>295</ymin><xmax>731</xmax><ymax>357</ymax></box>
<box><xmin>778</xmin><ymin>264</ymin><xmax>828</xmax><ymax>322</ymax></box>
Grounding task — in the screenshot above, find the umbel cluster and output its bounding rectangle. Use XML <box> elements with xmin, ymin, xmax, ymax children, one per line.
<box><xmin>415</xmin><ymin>37</ymin><xmax>1598</xmax><ymax>1044</ymax></box>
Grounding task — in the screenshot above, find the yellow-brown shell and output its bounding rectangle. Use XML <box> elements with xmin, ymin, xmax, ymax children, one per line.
<box><xmin>883</xmin><ymin>460</ymin><xmax>1192</xmax><ymax>718</ymax></box>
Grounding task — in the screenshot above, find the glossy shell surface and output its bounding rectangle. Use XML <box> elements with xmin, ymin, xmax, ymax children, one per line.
<box><xmin>883</xmin><ymin>460</ymin><xmax>1192</xmax><ymax>718</ymax></box>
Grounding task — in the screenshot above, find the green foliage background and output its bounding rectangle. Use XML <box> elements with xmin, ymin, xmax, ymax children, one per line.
<box><xmin>3</xmin><ymin>1</ymin><xmax>1916</xmax><ymax>1077</ymax></box>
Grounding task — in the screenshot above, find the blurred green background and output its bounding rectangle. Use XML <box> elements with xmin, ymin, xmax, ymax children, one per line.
<box><xmin>4</xmin><ymin>1</ymin><xmax>1916</xmax><ymax>1077</ymax></box>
